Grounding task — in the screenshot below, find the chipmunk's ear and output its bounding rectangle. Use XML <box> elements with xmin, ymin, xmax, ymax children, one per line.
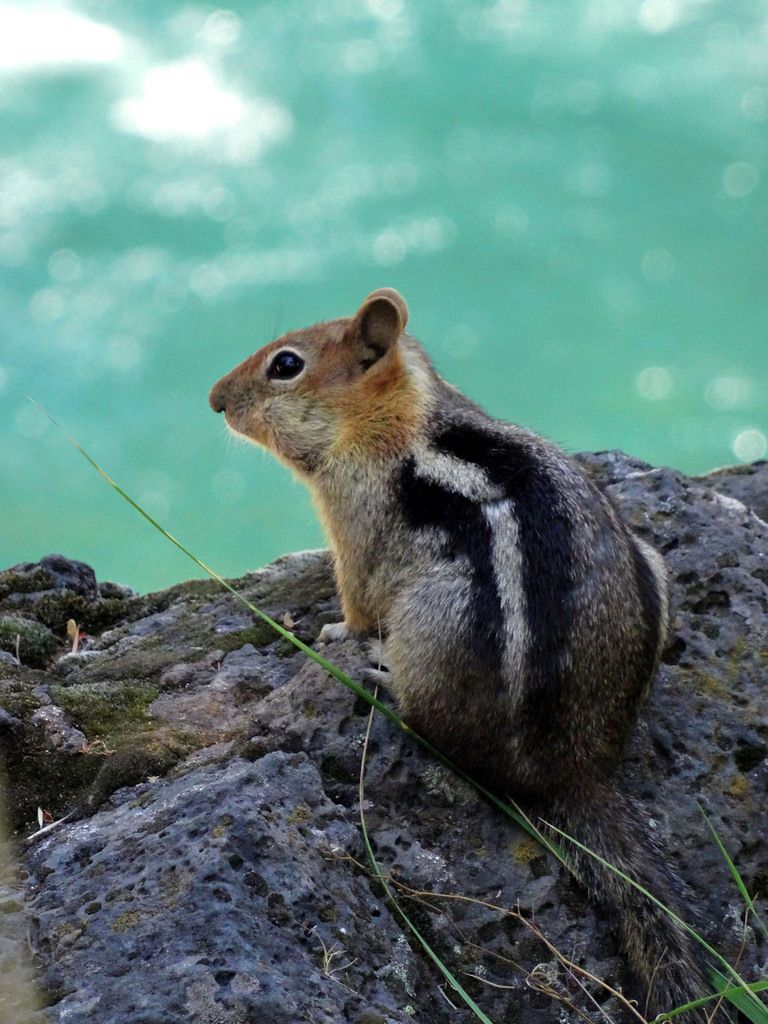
<box><xmin>351</xmin><ymin>288</ymin><xmax>409</xmax><ymax>367</ymax></box>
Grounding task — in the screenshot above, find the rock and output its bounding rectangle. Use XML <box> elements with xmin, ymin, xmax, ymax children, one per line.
<box><xmin>696</xmin><ymin>459</ymin><xmax>768</xmax><ymax>524</ymax></box>
<box><xmin>0</xmin><ymin>554</ymin><xmax>136</xmax><ymax>640</ymax></box>
<box><xmin>98</xmin><ymin>580</ymin><xmax>136</xmax><ymax>601</ymax></box>
<box><xmin>0</xmin><ymin>551</ymin><xmax>339</xmax><ymax>835</ymax></box>
<box><xmin>29</xmin><ymin>706</ymin><xmax>87</xmax><ymax>753</ymax></box>
<box><xmin>0</xmin><ymin>554</ymin><xmax>97</xmax><ymax>606</ymax></box>
<box><xmin>0</xmin><ymin>707</ymin><xmax>22</xmax><ymax>732</ymax></box>
<box><xmin>23</xmin><ymin>752</ymin><xmax>415</xmax><ymax>1024</ymax></box>
<box><xmin>148</xmin><ymin>641</ymin><xmax>290</xmax><ymax>741</ymax></box>
<box><xmin>0</xmin><ymin>466</ymin><xmax>765</xmax><ymax>1024</ymax></box>
<box><xmin>37</xmin><ymin>555</ymin><xmax>99</xmax><ymax>600</ymax></box>
<box><xmin>0</xmin><ymin>615</ymin><xmax>58</xmax><ymax>668</ymax></box>
<box><xmin>574</xmin><ymin>447</ymin><xmax>653</xmax><ymax>485</ymax></box>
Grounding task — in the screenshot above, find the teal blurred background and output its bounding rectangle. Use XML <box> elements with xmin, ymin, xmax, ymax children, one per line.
<box><xmin>1</xmin><ymin>1</ymin><xmax>766</xmax><ymax>593</ymax></box>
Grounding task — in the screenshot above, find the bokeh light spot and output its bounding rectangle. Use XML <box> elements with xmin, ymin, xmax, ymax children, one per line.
<box><xmin>343</xmin><ymin>40</ymin><xmax>380</xmax><ymax>73</ymax></box>
<box><xmin>212</xmin><ymin>469</ymin><xmax>246</xmax><ymax>504</ymax></box>
<box><xmin>638</xmin><ymin>0</ymin><xmax>680</xmax><ymax>34</ymax></box>
<box><xmin>567</xmin><ymin>79</ymin><xmax>601</xmax><ymax>115</ymax></box>
<box><xmin>372</xmin><ymin>229</ymin><xmax>406</xmax><ymax>265</ymax></box>
<box><xmin>203</xmin><ymin>187</ymin><xmax>235</xmax><ymax>221</ymax></box>
<box><xmin>446</xmin><ymin>324</ymin><xmax>480</xmax><ymax>361</ymax></box>
<box><xmin>722</xmin><ymin>162</ymin><xmax>759</xmax><ymax>199</ymax></box>
<box><xmin>29</xmin><ymin>288</ymin><xmax>65</xmax><ymax>322</ymax></box>
<box><xmin>189</xmin><ymin>263</ymin><xmax>226</xmax><ymax>300</ymax></box>
<box><xmin>635</xmin><ymin>366</ymin><xmax>674</xmax><ymax>400</ymax></box>
<box><xmin>106</xmin><ymin>336</ymin><xmax>144</xmax><ymax>372</ymax></box>
<box><xmin>48</xmin><ymin>249</ymin><xmax>82</xmax><ymax>284</ymax></box>
<box><xmin>731</xmin><ymin>429</ymin><xmax>767</xmax><ymax>463</ymax></box>
<box><xmin>705</xmin><ymin>375</ymin><xmax>754</xmax><ymax>411</ymax></box>
<box><xmin>366</xmin><ymin>0</ymin><xmax>404</xmax><ymax>19</ymax></box>
<box><xmin>15</xmin><ymin>403</ymin><xmax>48</xmax><ymax>438</ymax></box>
<box><xmin>0</xmin><ymin>232</ymin><xmax>27</xmax><ymax>267</ymax></box>
<box><xmin>565</xmin><ymin>161</ymin><xmax>612</xmax><ymax>197</ymax></box>
<box><xmin>741</xmin><ymin>86</ymin><xmax>768</xmax><ymax>121</ymax></box>
<box><xmin>641</xmin><ymin>248</ymin><xmax>675</xmax><ymax>282</ymax></box>
<box><xmin>201</xmin><ymin>10</ymin><xmax>241</xmax><ymax>48</ymax></box>
<box><xmin>138</xmin><ymin>490</ymin><xmax>171</xmax><ymax>522</ymax></box>
<box><xmin>494</xmin><ymin>205</ymin><xmax>529</xmax><ymax>237</ymax></box>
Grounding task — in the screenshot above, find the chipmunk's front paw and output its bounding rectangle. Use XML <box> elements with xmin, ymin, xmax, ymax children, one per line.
<box><xmin>317</xmin><ymin>621</ymin><xmax>351</xmax><ymax>644</ymax></box>
<box><xmin>367</xmin><ymin>638</ymin><xmax>390</xmax><ymax>672</ymax></box>
<box><xmin>363</xmin><ymin>667</ymin><xmax>392</xmax><ymax>691</ymax></box>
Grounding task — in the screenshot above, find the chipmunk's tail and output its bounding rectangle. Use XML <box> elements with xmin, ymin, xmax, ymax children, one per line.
<box><xmin>545</xmin><ymin>784</ymin><xmax>721</xmax><ymax>1023</ymax></box>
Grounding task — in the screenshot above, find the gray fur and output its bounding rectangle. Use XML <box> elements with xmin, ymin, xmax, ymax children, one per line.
<box><xmin>210</xmin><ymin>291</ymin><xmax>716</xmax><ymax>1022</ymax></box>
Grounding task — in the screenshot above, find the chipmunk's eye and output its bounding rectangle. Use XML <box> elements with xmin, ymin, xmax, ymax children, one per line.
<box><xmin>267</xmin><ymin>350</ymin><xmax>305</xmax><ymax>381</ymax></box>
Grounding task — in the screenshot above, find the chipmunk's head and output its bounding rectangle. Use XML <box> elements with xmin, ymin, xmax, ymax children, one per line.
<box><xmin>209</xmin><ymin>288</ymin><xmax>422</xmax><ymax>472</ymax></box>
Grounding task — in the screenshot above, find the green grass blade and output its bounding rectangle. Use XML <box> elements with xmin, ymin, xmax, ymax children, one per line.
<box><xmin>654</xmin><ymin>978</ymin><xmax>768</xmax><ymax>1021</ymax></box>
<box><xmin>699</xmin><ymin>803</ymin><xmax>768</xmax><ymax>939</ymax></box>
<box><xmin>358</xmin><ymin>702</ymin><xmax>495</xmax><ymax>1023</ymax></box>
<box><xmin>358</xmin><ymin>812</ymin><xmax>496</xmax><ymax>1022</ymax></box>
<box><xmin>545</xmin><ymin>821</ymin><xmax>767</xmax><ymax>1017</ymax></box>
<box><xmin>710</xmin><ymin>972</ymin><xmax>768</xmax><ymax>1024</ymax></box>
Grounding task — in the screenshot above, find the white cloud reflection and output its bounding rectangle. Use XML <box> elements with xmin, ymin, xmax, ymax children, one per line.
<box><xmin>0</xmin><ymin>3</ymin><xmax>123</xmax><ymax>74</ymax></box>
<box><xmin>113</xmin><ymin>59</ymin><xmax>242</xmax><ymax>142</ymax></box>
<box><xmin>112</xmin><ymin>59</ymin><xmax>292</xmax><ymax>160</ymax></box>
<box><xmin>0</xmin><ymin>4</ymin><xmax>291</xmax><ymax>162</ymax></box>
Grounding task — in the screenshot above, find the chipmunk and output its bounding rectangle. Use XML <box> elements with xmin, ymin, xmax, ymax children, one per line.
<box><xmin>209</xmin><ymin>288</ymin><xmax>712</xmax><ymax>1021</ymax></box>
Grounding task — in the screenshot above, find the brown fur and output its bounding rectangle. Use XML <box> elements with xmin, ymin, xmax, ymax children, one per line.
<box><xmin>210</xmin><ymin>288</ymin><xmax>718</xmax><ymax>1022</ymax></box>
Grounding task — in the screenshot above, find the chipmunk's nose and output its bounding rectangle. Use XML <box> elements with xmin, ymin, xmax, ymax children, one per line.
<box><xmin>209</xmin><ymin>377</ymin><xmax>229</xmax><ymax>413</ymax></box>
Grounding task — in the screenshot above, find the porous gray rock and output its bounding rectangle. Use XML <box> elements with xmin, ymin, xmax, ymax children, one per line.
<box><xmin>0</xmin><ymin>707</ymin><xmax>22</xmax><ymax>731</ymax></box>
<box><xmin>25</xmin><ymin>752</ymin><xmax>409</xmax><ymax>1024</ymax></box>
<box><xmin>696</xmin><ymin>459</ymin><xmax>768</xmax><ymax>525</ymax></box>
<box><xmin>0</xmin><ymin>458</ymin><xmax>766</xmax><ymax>1024</ymax></box>
<box><xmin>29</xmin><ymin>705</ymin><xmax>87</xmax><ymax>753</ymax></box>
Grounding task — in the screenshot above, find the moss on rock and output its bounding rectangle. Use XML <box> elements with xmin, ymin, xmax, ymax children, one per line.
<box><xmin>217</xmin><ymin>621</ymin><xmax>279</xmax><ymax>653</ymax></box>
<box><xmin>31</xmin><ymin>592</ymin><xmax>134</xmax><ymax>636</ymax></box>
<box><xmin>49</xmin><ymin>681</ymin><xmax>160</xmax><ymax>744</ymax></box>
<box><xmin>0</xmin><ymin>552</ymin><xmax>342</xmax><ymax>835</ymax></box>
<box><xmin>0</xmin><ymin>566</ymin><xmax>52</xmax><ymax>600</ymax></box>
<box><xmin>82</xmin><ymin>736</ymin><xmax>191</xmax><ymax>815</ymax></box>
<box><xmin>3</xmin><ymin>739</ymin><xmax>105</xmax><ymax>831</ymax></box>
<box><xmin>0</xmin><ymin>616</ymin><xmax>58</xmax><ymax>667</ymax></box>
